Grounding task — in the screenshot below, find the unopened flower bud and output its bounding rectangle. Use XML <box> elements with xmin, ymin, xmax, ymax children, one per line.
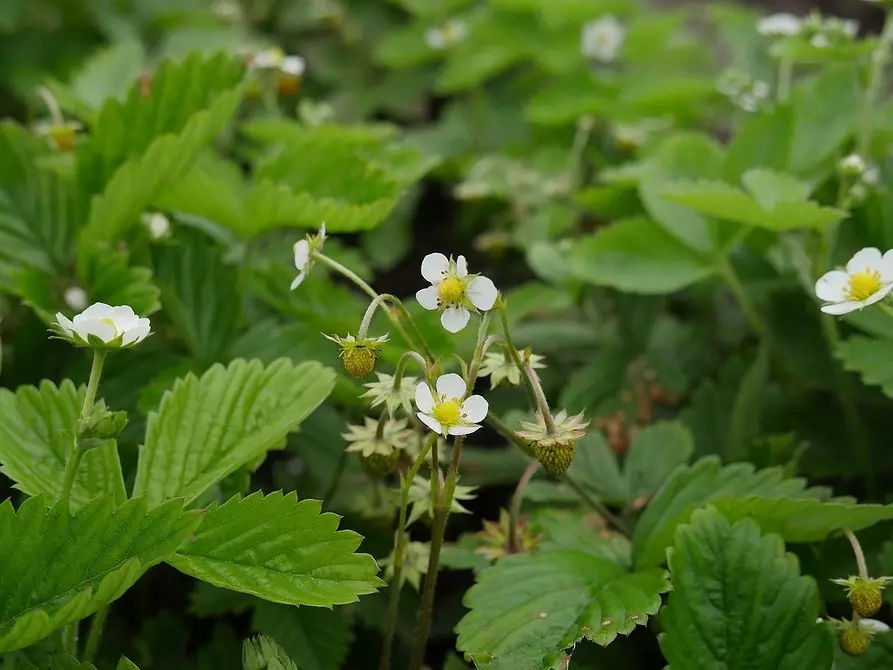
<box><xmin>832</xmin><ymin>576</ymin><xmax>893</xmax><ymax>617</ymax></box>
<box><xmin>343</xmin><ymin>417</ymin><xmax>415</xmax><ymax>479</ymax></box>
<box><xmin>324</xmin><ymin>333</ymin><xmax>389</xmax><ymax>379</ymax></box>
<box><xmin>77</xmin><ymin>408</ymin><xmax>128</xmax><ymax>447</ymax></box>
<box><xmin>516</xmin><ymin>409</ymin><xmax>590</xmax><ymax>476</ymax></box>
<box><xmin>360</xmin><ymin>450</ymin><xmax>401</xmax><ymax>477</ymax></box>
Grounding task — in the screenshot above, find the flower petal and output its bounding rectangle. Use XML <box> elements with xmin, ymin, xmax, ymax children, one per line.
<box><xmin>448</xmin><ymin>424</ymin><xmax>481</xmax><ymax>436</ymax></box>
<box><xmin>290</xmin><ymin>272</ymin><xmax>306</xmax><ymax>291</ymax></box>
<box><xmin>467</xmin><ymin>276</ymin><xmax>498</xmax><ymax>311</ymax></box>
<box><xmin>455</xmin><ymin>255</ymin><xmax>468</xmax><ymax>278</ymax></box>
<box><xmin>417</xmin><ymin>412</ymin><xmax>445</xmax><ymax>435</ymax></box>
<box><xmin>73</xmin><ymin>318</ymin><xmax>117</xmax><ymax>344</ymax></box>
<box><xmin>55</xmin><ymin>313</ymin><xmax>75</xmax><ymax>336</ymax></box>
<box><xmin>460</xmin><ymin>395</ymin><xmax>489</xmax><ymax>423</ymax></box>
<box><xmin>821</xmin><ymin>301</ymin><xmax>860</xmax><ymax>315</ymax></box>
<box><xmin>862</xmin><ymin>283</ymin><xmax>893</xmax><ymax>307</ymax></box>
<box><xmin>108</xmin><ymin>305</ymin><xmax>138</xmax><ymax>330</ymax></box>
<box><xmin>847</xmin><ymin>247</ymin><xmax>883</xmax><ymax>274</ymax></box>
<box><xmin>861</xmin><ymin>619</ymin><xmax>890</xmax><ymax>633</ymax></box>
<box><xmin>880</xmin><ymin>250</ymin><xmax>893</xmax><ymax>282</ymax></box>
<box><xmin>79</xmin><ymin>302</ymin><xmax>113</xmax><ymax>319</ymax></box>
<box><xmin>436</xmin><ymin>373</ymin><xmax>467</xmax><ymax>400</ymax></box>
<box><xmin>294</xmin><ymin>240</ymin><xmax>310</xmax><ymax>270</ymax></box>
<box><xmin>815</xmin><ymin>270</ymin><xmax>849</xmax><ymax>302</ymax></box>
<box><xmin>416</xmin><ymin>286</ymin><xmax>440</xmax><ymax>310</ymax></box>
<box><xmin>123</xmin><ymin>318</ymin><xmax>152</xmax><ymax>345</ymax></box>
<box><xmin>441</xmin><ymin>306</ymin><xmax>470</xmax><ymax>333</ymax></box>
<box><xmin>421</xmin><ymin>253</ymin><xmax>450</xmax><ymax>284</ymax></box>
<box><xmin>415</xmin><ymin>382</ymin><xmax>435</xmax><ymax>412</ymax></box>
<box><xmin>281</xmin><ymin>55</ymin><xmax>305</xmax><ymax>76</ymax></box>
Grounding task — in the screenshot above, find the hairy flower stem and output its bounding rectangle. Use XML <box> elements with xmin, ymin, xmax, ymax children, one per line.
<box><xmin>509</xmin><ymin>461</ymin><xmax>539</xmax><ymax>553</ymax></box>
<box><xmin>358</xmin><ymin>294</ymin><xmax>435</xmax><ymax>362</ymax></box>
<box><xmin>844</xmin><ymin>528</ymin><xmax>870</xmax><ymax>626</ymax></box>
<box><xmin>380</xmin><ymin>434</ymin><xmax>436</xmax><ymax>670</ymax></box>
<box><xmin>316</xmin><ymin>254</ymin><xmax>434</xmax><ymax>360</ymax></box>
<box><xmin>496</xmin><ymin>298</ymin><xmax>541</xmax><ymax>411</ymax></box>
<box><xmin>409</xmin><ymin>315</ymin><xmax>491</xmax><ymax>670</ymax></box>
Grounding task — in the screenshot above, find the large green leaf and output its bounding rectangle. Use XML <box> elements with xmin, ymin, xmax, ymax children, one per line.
<box><xmin>0</xmin><ymin>495</ymin><xmax>200</xmax><ymax>652</ymax></box>
<box><xmin>632</xmin><ymin>456</ymin><xmax>828</xmax><ymax>568</ymax></box>
<box><xmin>455</xmin><ymin>551</ymin><xmax>669</xmax><ymax>669</ymax></box>
<box><xmin>570</xmin><ymin>216</ymin><xmax>715</xmax><ymax>294</ymax></box>
<box><xmin>76</xmin><ymin>52</ymin><xmax>244</xmax><ymax>266</ymax></box>
<box><xmin>660</xmin><ymin>508</ymin><xmax>834</xmax><ymax>669</ymax></box>
<box><xmin>243</xmin><ymin>635</ymin><xmax>298</xmax><ymax>670</ymax></box>
<box><xmin>0</xmin><ymin>380</ymin><xmax>126</xmax><ymax>509</ymax></box>
<box><xmin>133</xmin><ymin>359</ymin><xmax>336</xmax><ymax>506</ymax></box>
<box><xmin>252</xmin><ymin>601</ymin><xmax>354</xmax><ymax>670</ymax></box>
<box><xmin>837</xmin><ymin>336</ymin><xmax>893</xmax><ymax>398</ymax></box>
<box><xmin>167</xmin><ymin>491</ymin><xmax>384</xmax><ymax>607</ymax></box>
<box><xmin>151</xmin><ymin>226</ymin><xmax>240</xmax><ymax>363</ymax></box>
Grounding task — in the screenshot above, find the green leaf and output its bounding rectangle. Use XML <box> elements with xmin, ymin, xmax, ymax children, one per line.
<box><xmin>51</xmin><ymin>656</ymin><xmax>98</xmax><ymax>670</ymax></box>
<box><xmin>570</xmin><ymin>216</ymin><xmax>715</xmax><ymax>294</ymax></box>
<box><xmin>567</xmin><ymin>433</ymin><xmax>627</xmax><ymax>506</ymax></box>
<box><xmin>116</xmin><ymin>658</ymin><xmax>140</xmax><ymax>670</ymax></box>
<box><xmin>723</xmin><ymin>106</ymin><xmax>794</xmax><ymax>181</ymax></box>
<box><xmin>167</xmin><ymin>491</ymin><xmax>384</xmax><ymax>607</ymax></box>
<box><xmin>0</xmin><ymin>380</ymin><xmax>126</xmax><ymax>510</ymax></box>
<box><xmin>243</xmin><ymin>635</ymin><xmax>299</xmax><ymax>670</ymax></box>
<box><xmin>252</xmin><ymin>601</ymin><xmax>353</xmax><ymax>670</ymax></box>
<box><xmin>152</xmin><ymin>226</ymin><xmax>240</xmax><ymax>363</ymax></box>
<box><xmin>837</xmin><ymin>336</ymin><xmax>893</xmax><ymax>398</ymax></box>
<box><xmin>76</xmin><ymin>52</ymin><xmax>244</xmax><ymax>266</ymax></box>
<box><xmin>660</xmin><ymin>507</ymin><xmax>834</xmax><ymax>669</ymax></box>
<box><xmin>728</xmin><ymin>341</ymin><xmax>771</xmax><ymax>461</ymax></box>
<box><xmin>78</xmin><ymin>250</ymin><xmax>161</xmax><ymax>318</ymax></box>
<box><xmin>632</xmin><ymin>456</ymin><xmax>827</xmax><ymax>568</ymax></box>
<box><xmin>133</xmin><ymin>359</ymin><xmax>336</xmax><ymax>506</ymax></box>
<box><xmin>455</xmin><ymin>551</ymin><xmax>669</xmax><ymax>669</ymax></box>
<box><xmin>69</xmin><ymin>40</ymin><xmax>147</xmax><ymax>111</ymax></box>
<box><xmin>0</xmin><ymin>495</ymin><xmax>200</xmax><ymax>652</ymax></box>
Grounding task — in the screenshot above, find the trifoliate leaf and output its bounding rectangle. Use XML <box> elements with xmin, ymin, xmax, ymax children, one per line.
<box><xmin>133</xmin><ymin>359</ymin><xmax>336</xmax><ymax>506</ymax></box>
<box><xmin>455</xmin><ymin>551</ymin><xmax>669</xmax><ymax>669</ymax></box>
<box><xmin>837</xmin><ymin>336</ymin><xmax>893</xmax><ymax>398</ymax></box>
<box><xmin>167</xmin><ymin>491</ymin><xmax>383</xmax><ymax>607</ymax></box>
<box><xmin>243</xmin><ymin>635</ymin><xmax>298</xmax><ymax>670</ymax></box>
<box><xmin>632</xmin><ymin>456</ymin><xmax>828</xmax><ymax>568</ymax></box>
<box><xmin>0</xmin><ymin>380</ymin><xmax>126</xmax><ymax>510</ymax></box>
<box><xmin>252</xmin><ymin>601</ymin><xmax>354</xmax><ymax>670</ymax></box>
<box><xmin>0</xmin><ymin>495</ymin><xmax>200</xmax><ymax>652</ymax></box>
<box><xmin>570</xmin><ymin>216</ymin><xmax>715</xmax><ymax>294</ymax></box>
<box><xmin>660</xmin><ymin>507</ymin><xmax>834</xmax><ymax>669</ymax></box>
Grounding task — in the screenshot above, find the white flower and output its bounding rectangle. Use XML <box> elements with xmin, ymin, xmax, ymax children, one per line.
<box><xmin>581</xmin><ymin>15</ymin><xmax>625</xmax><ymax>63</ymax></box>
<box><xmin>425</xmin><ymin>20</ymin><xmax>468</xmax><ymax>50</ymax></box>
<box><xmin>840</xmin><ymin>153</ymin><xmax>868</xmax><ymax>176</ymax></box>
<box><xmin>141</xmin><ymin>212</ymin><xmax>170</xmax><ymax>240</ymax></box>
<box><xmin>415</xmin><ymin>253</ymin><xmax>498</xmax><ymax>333</ymax></box>
<box><xmin>280</xmin><ymin>55</ymin><xmax>306</xmax><ymax>77</ymax></box>
<box><xmin>54</xmin><ymin>302</ymin><xmax>151</xmax><ymax>349</ymax></box>
<box><xmin>757</xmin><ymin>13</ymin><xmax>804</xmax><ymax>37</ymax></box>
<box><xmin>291</xmin><ymin>222</ymin><xmax>326</xmax><ymax>290</ymax></box>
<box><xmin>861</xmin><ymin>618</ymin><xmax>891</xmax><ymax>633</ymax></box>
<box><xmin>63</xmin><ymin>286</ymin><xmax>88</xmax><ymax>311</ymax></box>
<box><xmin>415</xmin><ymin>373</ymin><xmax>488</xmax><ymax>436</ymax></box>
<box><xmin>815</xmin><ymin>247</ymin><xmax>893</xmax><ymax>315</ymax></box>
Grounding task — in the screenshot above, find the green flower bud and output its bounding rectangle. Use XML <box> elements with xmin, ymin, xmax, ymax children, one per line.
<box><xmin>77</xmin><ymin>409</ymin><xmax>128</xmax><ymax>449</ymax></box>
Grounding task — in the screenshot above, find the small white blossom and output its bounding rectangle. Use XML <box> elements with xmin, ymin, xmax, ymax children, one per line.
<box><xmin>54</xmin><ymin>303</ymin><xmax>151</xmax><ymax>349</ymax></box>
<box><xmin>840</xmin><ymin>153</ymin><xmax>868</xmax><ymax>176</ymax></box>
<box><xmin>415</xmin><ymin>373</ymin><xmax>488</xmax><ymax>437</ymax></box>
<box><xmin>581</xmin><ymin>15</ymin><xmax>625</xmax><ymax>63</ymax></box>
<box><xmin>63</xmin><ymin>286</ymin><xmax>88</xmax><ymax>311</ymax></box>
<box><xmin>425</xmin><ymin>20</ymin><xmax>468</xmax><ymax>50</ymax></box>
<box><xmin>291</xmin><ymin>222</ymin><xmax>326</xmax><ymax>290</ymax></box>
<box><xmin>251</xmin><ymin>47</ymin><xmax>305</xmax><ymax>76</ymax></box>
<box><xmin>141</xmin><ymin>212</ymin><xmax>171</xmax><ymax>240</ymax></box>
<box><xmin>757</xmin><ymin>13</ymin><xmax>804</xmax><ymax>37</ymax></box>
<box><xmin>815</xmin><ymin>247</ymin><xmax>893</xmax><ymax>315</ymax></box>
<box><xmin>861</xmin><ymin>618</ymin><xmax>891</xmax><ymax>633</ymax></box>
<box><xmin>416</xmin><ymin>253</ymin><xmax>497</xmax><ymax>333</ymax></box>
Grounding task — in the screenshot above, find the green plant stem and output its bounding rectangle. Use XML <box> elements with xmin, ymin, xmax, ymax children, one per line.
<box><xmin>322</xmin><ymin>448</ymin><xmax>349</xmax><ymax>509</ymax></box>
<box><xmin>380</xmin><ymin>434</ymin><xmax>436</xmax><ymax>670</ymax></box>
<box><xmin>83</xmin><ymin>605</ymin><xmax>109</xmax><ymax>663</ymax></box>
<box><xmin>776</xmin><ymin>58</ymin><xmax>793</xmax><ymax>103</ymax></box>
<box><xmin>59</xmin><ymin>350</ymin><xmax>106</xmax><ymax>514</ymax></box>
<box><xmin>62</xmin><ymin>620</ymin><xmax>78</xmax><ymax>656</ymax></box>
<box><xmin>563</xmin><ymin>473</ymin><xmax>633</xmax><ymax>536</ymax></box>
<box><xmin>718</xmin><ymin>257</ymin><xmax>768</xmax><ymax>338</ymax></box>
<box><xmin>508</xmin><ymin>461</ymin><xmax>539</xmax><ymax>553</ymax></box>
<box><xmin>316</xmin><ymin>254</ymin><xmax>434</xmax><ymax>360</ymax></box>
<box><xmin>497</xmin><ymin>299</ymin><xmax>539</xmax><ymax>410</ymax></box>
<box><xmin>858</xmin><ymin>11</ymin><xmax>893</xmax><ymax>155</ymax></box>
<box><xmin>844</xmin><ymin>528</ymin><xmax>869</xmax><ymax>627</ymax></box>
<box><xmin>522</xmin><ymin>365</ymin><xmax>558</xmax><ymax>434</ymax></box>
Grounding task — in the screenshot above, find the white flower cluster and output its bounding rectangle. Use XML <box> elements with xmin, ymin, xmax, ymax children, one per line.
<box><xmin>756</xmin><ymin>11</ymin><xmax>859</xmax><ymax>48</ymax></box>
<box><xmin>580</xmin><ymin>15</ymin><xmax>624</xmax><ymax>63</ymax></box>
<box><xmin>716</xmin><ymin>69</ymin><xmax>770</xmax><ymax>113</ymax></box>
<box><xmin>425</xmin><ymin>20</ymin><xmax>468</xmax><ymax>50</ymax></box>
<box><xmin>816</xmin><ymin>247</ymin><xmax>893</xmax><ymax>315</ymax></box>
<box><xmin>250</xmin><ymin>47</ymin><xmax>305</xmax><ymax>79</ymax></box>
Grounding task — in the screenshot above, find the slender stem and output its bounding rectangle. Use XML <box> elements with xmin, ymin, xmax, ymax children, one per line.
<box><xmin>393</xmin><ymin>351</ymin><xmax>428</xmax><ymax>387</ymax></box>
<box><xmin>509</xmin><ymin>461</ymin><xmax>539</xmax><ymax>553</ymax></box>
<box><xmin>465</xmin><ymin>312</ymin><xmax>492</xmax><ymax>389</ymax></box>
<box><xmin>379</xmin><ymin>434</ymin><xmax>437</xmax><ymax>670</ymax></box>
<box><xmin>776</xmin><ymin>58</ymin><xmax>793</xmax><ymax>103</ymax></box>
<box><xmin>37</xmin><ymin>86</ymin><xmax>64</xmax><ymax>126</ymax></box>
<box><xmin>83</xmin><ymin>605</ymin><xmax>109</xmax><ymax>663</ymax></box>
<box><xmin>563</xmin><ymin>473</ymin><xmax>632</xmax><ymax>536</ymax></box>
<box><xmin>59</xmin><ymin>350</ymin><xmax>107</xmax><ymax>514</ymax></box>
<box><xmin>322</xmin><ymin>448</ymin><xmax>349</xmax><ymax>508</ymax></box>
<box><xmin>718</xmin><ymin>257</ymin><xmax>768</xmax><ymax>338</ymax></box>
<box><xmin>497</xmin><ymin>299</ymin><xmax>539</xmax><ymax>409</ymax></box>
<box><xmin>62</xmin><ymin>620</ymin><xmax>78</xmax><ymax>656</ymax></box>
<box><xmin>858</xmin><ymin>11</ymin><xmax>893</xmax><ymax>155</ymax></box>
<box><xmin>844</xmin><ymin>529</ymin><xmax>869</xmax><ymax>580</ymax></box>
<box><xmin>523</xmin><ymin>366</ymin><xmax>558</xmax><ymax>434</ymax></box>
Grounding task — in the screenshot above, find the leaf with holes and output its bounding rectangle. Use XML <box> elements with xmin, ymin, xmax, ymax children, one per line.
<box><xmin>632</xmin><ymin>456</ymin><xmax>830</xmax><ymax>568</ymax></box>
<box><xmin>455</xmin><ymin>551</ymin><xmax>669</xmax><ymax>670</ymax></box>
<box><xmin>167</xmin><ymin>491</ymin><xmax>384</xmax><ymax>607</ymax></box>
<box><xmin>133</xmin><ymin>359</ymin><xmax>336</xmax><ymax>506</ymax></box>
<box><xmin>0</xmin><ymin>380</ymin><xmax>126</xmax><ymax>510</ymax></box>
<box><xmin>0</xmin><ymin>495</ymin><xmax>200</xmax><ymax>652</ymax></box>
<box><xmin>660</xmin><ymin>507</ymin><xmax>834</xmax><ymax>669</ymax></box>
<box><xmin>252</xmin><ymin>601</ymin><xmax>354</xmax><ymax>670</ymax></box>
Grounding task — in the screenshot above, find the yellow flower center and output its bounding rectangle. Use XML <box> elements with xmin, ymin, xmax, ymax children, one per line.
<box><xmin>847</xmin><ymin>270</ymin><xmax>882</xmax><ymax>301</ymax></box>
<box><xmin>437</xmin><ymin>277</ymin><xmax>464</xmax><ymax>304</ymax></box>
<box><xmin>99</xmin><ymin>317</ymin><xmax>121</xmax><ymax>336</ymax></box>
<box><xmin>432</xmin><ymin>399</ymin><xmax>462</xmax><ymax>427</ymax></box>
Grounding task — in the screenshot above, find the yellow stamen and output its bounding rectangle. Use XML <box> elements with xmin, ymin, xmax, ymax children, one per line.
<box><xmin>99</xmin><ymin>317</ymin><xmax>121</xmax><ymax>336</ymax></box>
<box><xmin>437</xmin><ymin>276</ymin><xmax>464</xmax><ymax>304</ymax></box>
<box><xmin>432</xmin><ymin>399</ymin><xmax>462</xmax><ymax>427</ymax></box>
<box><xmin>847</xmin><ymin>270</ymin><xmax>882</xmax><ymax>301</ymax></box>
